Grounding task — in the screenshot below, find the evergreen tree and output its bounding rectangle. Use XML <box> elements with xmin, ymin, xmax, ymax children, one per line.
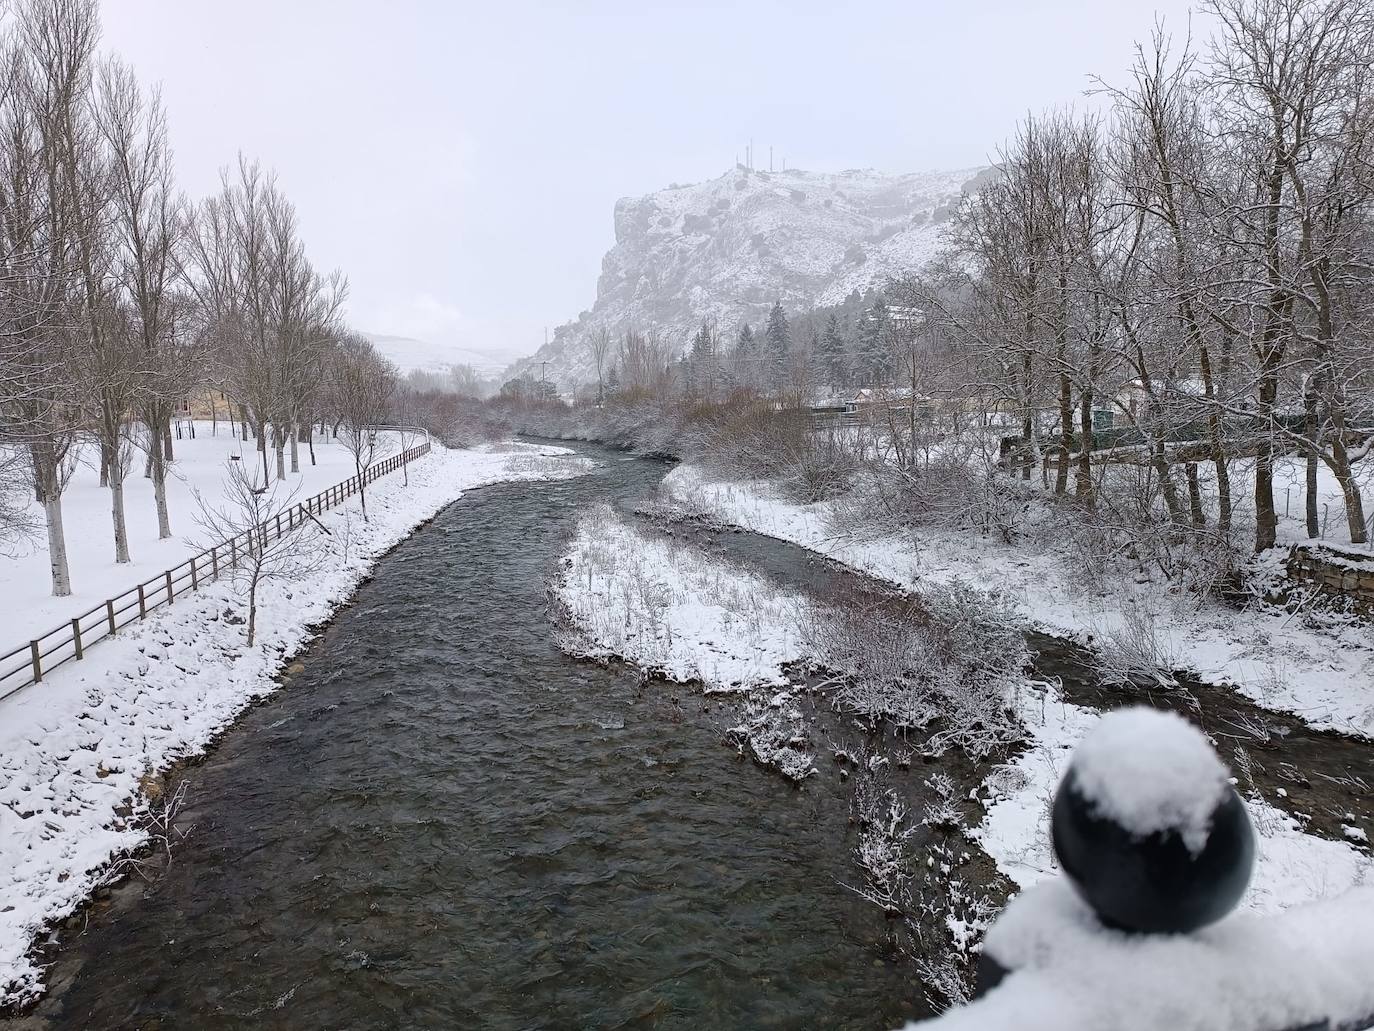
<box><xmin>817</xmin><ymin>312</ymin><xmax>848</xmax><ymax>391</ymax></box>
<box><xmin>734</xmin><ymin>322</ymin><xmax>756</xmax><ymax>392</ymax></box>
<box><xmin>855</xmin><ymin>298</ymin><xmax>891</xmax><ymax>386</ymax></box>
<box><xmin>689</xmin><ymin>319</ymin><xmax>719</xmax><ymax>399</ymax></box>
<box><xmin>765</xmin><ymin>301</ymin><xmax>791</xmax><ymax>368</ymax></box>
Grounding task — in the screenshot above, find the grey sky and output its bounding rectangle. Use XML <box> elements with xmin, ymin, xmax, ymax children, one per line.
<box><xmin>100</xmin><ymin>0</ymin><xmax>1202</xmax><ymax>365</ymax></box>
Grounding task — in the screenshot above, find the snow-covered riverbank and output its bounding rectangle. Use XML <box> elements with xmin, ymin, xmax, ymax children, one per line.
<box><xmin>653</xmin><ymin>463</ymin><xmax>1373</xmax><ymax>920</ymax></box>
<box><xmin>554</xmin><ymin>505</ymin><xmax>812</xmax><ymax>692</ymax></box>
<box><xmin>0</xmin><ymin>441</ymin><xmax>592</xmax><ymax>1008</ymax></box>
<box><xmin>659</xmin><ymin>464</ymin><xmax>1374</xmax><ymax>739</ymax></box>
<box><xmin>553</xmin><ymin>507</ymin><xmax>822</xmax><ymax>781</ymax></box>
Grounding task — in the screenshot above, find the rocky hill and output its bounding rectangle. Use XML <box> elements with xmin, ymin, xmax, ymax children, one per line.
<box><xmin>505</xmin><ymin>164</ymin><xmax>991</xmax><ymax>389</ymax></box>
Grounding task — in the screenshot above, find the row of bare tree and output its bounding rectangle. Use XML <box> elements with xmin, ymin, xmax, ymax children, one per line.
<box><xmin>913</xmin><ymin>0</ymin><xmax>1374</xmax><ymax>553</ymax></box>
<box><xmin>0</xmin><ymin>0</ymin><xmax>398</xmax><ymax>597</ymax></box>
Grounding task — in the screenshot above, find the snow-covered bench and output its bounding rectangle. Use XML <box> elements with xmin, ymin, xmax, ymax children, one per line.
<box><xmin>906</xmin><ymin>709</ymin><xmax>1374</xmax><ymax>1031</ymax></box>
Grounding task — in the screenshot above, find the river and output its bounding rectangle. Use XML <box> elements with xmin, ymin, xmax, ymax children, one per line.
<box><xmin>12</xmin><ymin>445</ymin><xmax>929</xmax><ymax>1031</ymax></box>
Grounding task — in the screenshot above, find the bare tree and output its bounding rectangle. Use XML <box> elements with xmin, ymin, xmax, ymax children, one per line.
<box><xmin>331</xmin><ymin>333</ymin><xmax>396</xmax><ymax>522</ymax></box>
<box><xmin>588</xmin><ymin>326</ymin><xmax>611</xmax><ymax>405</ymax></box>
<box><xmin>192</xmin><ymin>458</ymin><xmax>324</xmax><ymax>648</ymax></box>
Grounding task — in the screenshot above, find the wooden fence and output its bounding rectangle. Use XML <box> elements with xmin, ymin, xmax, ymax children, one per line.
<box><xmin>0</xmin><ymin>441</ymin><xmax>431</xmax><ymax>703</ymax></box>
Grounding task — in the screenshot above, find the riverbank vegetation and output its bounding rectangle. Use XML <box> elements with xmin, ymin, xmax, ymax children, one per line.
<box><xmin>551</xmin><ymin>476</ymin><xmax>1374</xmax><ymax>1005</ymax></box>
<box><xmin>486</xmin><ymin>0</ymin><xmax>1374</xmax><ymax>642</ymax></box>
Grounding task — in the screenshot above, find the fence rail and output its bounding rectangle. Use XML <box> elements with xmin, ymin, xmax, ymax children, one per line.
<box><xmin>0</xmin><ymin>441</ymin><xmax>431</xmax><ymax>703</ymax></box>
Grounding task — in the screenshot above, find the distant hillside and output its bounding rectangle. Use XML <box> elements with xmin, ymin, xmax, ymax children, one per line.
<box><xmin>363</xmin><ymin>333</ymin><xmax>506</xmax><ymax>376</ymax></box>
<box><xmin>505</xmin><ymin>164</ymin><xmax>992</xmax><ymax>389</ymax></box>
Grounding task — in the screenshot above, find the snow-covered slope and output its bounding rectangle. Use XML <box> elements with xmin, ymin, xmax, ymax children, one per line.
<box><xmin>364</xmin><ymin>333</ymin><xmax>506</xmax><ymax>376</ymax></box>
<box><xmin>506</xmin><ymin>164</ymin><xmax>991</xmax><ymax>388</ymax></box>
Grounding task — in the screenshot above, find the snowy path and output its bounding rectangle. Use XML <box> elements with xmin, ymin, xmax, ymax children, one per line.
<box><xmin>0</xmin><ymin>423</ymin><xmax>406</xmax><ymax>647</ymax></box>
<box><xmin>0</xmin><ymin>440</ymin><xmax>592</xmax><ymax>1007</ymax></box>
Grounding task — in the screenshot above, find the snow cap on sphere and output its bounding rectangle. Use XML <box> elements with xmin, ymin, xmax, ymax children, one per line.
<box><xmin>1070</xmin><ymin>707</ymin><xmax>1230</xmax><ymax>855</ymax></box>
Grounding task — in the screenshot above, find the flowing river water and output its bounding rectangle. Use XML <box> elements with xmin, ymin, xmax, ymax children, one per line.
<box><xmin>10</xmin><ymin>441</ymin><xmax>1372</xmax><ymax>1030</ymax></box>
<box><xmin>11</xmin><ymin>445</ymin><xmax>932</xmax><ymax>1031</ymax></box>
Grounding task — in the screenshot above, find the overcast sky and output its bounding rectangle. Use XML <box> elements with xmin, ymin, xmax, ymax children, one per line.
<box><xmin>100</xmin><ymin>0</ymin><xmax>1202</xmax><ymax>365</ymax></box>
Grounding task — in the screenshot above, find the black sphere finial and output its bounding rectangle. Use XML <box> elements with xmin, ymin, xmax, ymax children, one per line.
<box><xmin>1050</xmin><ymin>707</ymin><xmax>1255</xmax><ymax>935</ymax></box>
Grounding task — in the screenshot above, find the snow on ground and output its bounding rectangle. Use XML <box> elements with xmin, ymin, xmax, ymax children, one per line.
<box><xmin>0</xmin><ymin>421</ymin><xmax>413</xmax><ymax>648</ymax></box>
<box><xmin>553</xmin><ymin>508</ymin><xmax>821</xmax><ymax>781</ymax></box>
<box><xmin>1262</xmin><ymin>455</ymin><xmax>1374</xmax><ymax>555</ymax></box>
<box><xmin>659</xmin><ymin>464</ymin><xmax>1374</xmax><ymax>738</ymax></box>
<box><xmin>973</xmin><ymin>681</ymin><xmax>1372</xmax><ymax>916</ymax></box>
<box><xmin>659</xmin><ymin>462</ymin><xmax>1372</xmax><ymax>929</ymax></box>
<box><xmin>553</xmin><ymin>505</ymin><xmax>811</xmax><ymax>692</ymax></box>
<box><xmin>0</xmin><ymin>440</ymin><xmax>592</xmax><ymax>1008</ymax></box>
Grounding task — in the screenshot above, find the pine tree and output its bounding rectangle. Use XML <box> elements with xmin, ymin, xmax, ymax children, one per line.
<box><xmin>818</xmin><ymin>312</ymin><xmax>848</xmax><ymax>392</ymax></box>
<box><xmin>855</xmin><ymin>298</ymin><xmax>891</xmax><ymax>386</ymax></box>
<box><xmin>734</xmin><ymin>322</ymin><xmax>755</xmax><ymax>392</ymax></box>
<box><xmin>689</xmin><ymin>319</ymin><xmax>719</xmax><ymax>399</ymax></box>
<box><xmin>765</xmin><ymin>301</ymin><xmax>790</xmax><ymax>369</ymax></box>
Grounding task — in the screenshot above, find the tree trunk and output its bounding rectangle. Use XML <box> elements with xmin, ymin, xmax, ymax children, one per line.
<box><xmin>1185</xmin><ymin>464</ymin><xmax>1205</xmax><ymax>527</ymax></box>
<box><xmin>1254</xmin><ymin>373</ymin><xmax>1279</xmax><ymax>552</ymax></box>
<box><xmin>1198</xmin><ymin>346</ymin><xmax>1231</xmax><ymax>535</ymax></box>
<box><xmin>1329</xmin><ymin>446</ymin><xmax>1368</xmax><ymax>545</ymax></box>
<box><xmin>1305</xmin><ymin>453</ymin><xmax>1319</xmax><ymax>539</ymax></box>
<box><xmin>44</xmin><ymin>491</ymin><xmax>72</xmax><ymax>597</ymax></box>
<box><xmin>1055</xmin><ymin>372</ymin><xmax>1072</xmax><ymax>495</ymax></box>
<box><xmin>1304</xmin><ymin>389</ymin><xmax>1320</xmax><ymax>539</ymax></box>
<box><xmin>1076</xmin><ymin>387</ymin><xmax>1094</xmax><ymax>505</ymax></box>
<box><xmin>247</xmin><ymin>573</ymin><xmax>259</xmax><ymax>648</ymax></box>
<box><xmin>1150</xmin><ymin>439</ymin><xmax>1186</xmax><ymax>525</ymax></box>
<box><xmin>149</xmin><ymin>423</ymin><xmax>172</xmax><ymax>540</ymax></box>
<box><xmin>289</xmin><ymin>423</ymin><xmax>300</xmax><ymax>474</ymax></box>
<box><xmin>111</xmin><ymin>462</ymin><xmax>131</xmax><ymax>563</ymax></box>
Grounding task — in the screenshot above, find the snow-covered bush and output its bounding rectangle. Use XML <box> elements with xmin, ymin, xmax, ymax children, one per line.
<box><xmin>1091</xmin><ymin>597</ymin><xmax>1182</xmax><ymax>687</ymax></box>
<box><xmin>811</xmin><ymin>581</ymin><xmax>1028</xmax><ymax>759</ymax></box>
<box><xmin>830</xmin><ymin>452</ymin><xmax>1037</xmax><ymax>546</ymax></box>
<box><xmin>725</xmin><ymin>690</ymin><xmax>816</xmax><ymax>783</ymax></box>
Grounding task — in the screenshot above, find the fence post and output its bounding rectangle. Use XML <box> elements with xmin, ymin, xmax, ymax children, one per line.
<box><xmin>211</xmin><ymin>546</ymin><xmax>219</xmax><ymax>579</ymax></box>
<box><xmin>71</xmin><ymin>619</ymin><xmax>82</xmax><ymax>660</ymax></box>
<box><xmin>137</xmin><ymin>584</ymin><xmax>147</xmax><ymax>619</ymax></box>
<box><xmin>230</xmin><ymin>536</ymin><xmax>237</xmax><ymax>568</ymax></box>
<box><xmin>106</xmin><ymin>599</ymin><xmax>116</xmax><ymax>636</ymax></box>
<box><xmin>276</xmin><ymin>513</ymin><xmax>282</xmax><ymax>537</ymax></box>
<box><xmin>30</xmin><ymin>641</ymin><xmax>41</xmax><ymax>684</ymax></box>
<box><xmin>190</xmin><ymin>556</ymin><xmax>198</xmax><ymax>591</ymax></box>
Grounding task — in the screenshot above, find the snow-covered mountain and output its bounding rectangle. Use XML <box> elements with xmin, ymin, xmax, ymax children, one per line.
<box><xmin>364</xmin><ymin>333</ymin><xmax>506</xmax><ymax>376</ymax></box>
<box><xmin>505</xmin><ymin>164</ymin><xmax>992</xmax><ymax>388</ymax></box>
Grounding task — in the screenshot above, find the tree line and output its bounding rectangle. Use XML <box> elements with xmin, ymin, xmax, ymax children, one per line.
<box><xmin>0</xmin><ymin>0</ymin><xmax>399</xmax><ymax>598</ymax></box>
<box><xmin>919</xmin><ymin>0</ymin><xmax>1374</xmax><ymax>553</ymax></box>
<box><xmin>508</xmin><ymin>0</ymin><xmax>1373</xmax><ymax>558</ymax></box>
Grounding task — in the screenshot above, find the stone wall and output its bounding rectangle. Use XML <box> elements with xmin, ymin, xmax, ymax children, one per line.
<box><xmin>1285</xmin><ymin>544</ymin><xmax>1374</xmax><ymax>615</ymax></box>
